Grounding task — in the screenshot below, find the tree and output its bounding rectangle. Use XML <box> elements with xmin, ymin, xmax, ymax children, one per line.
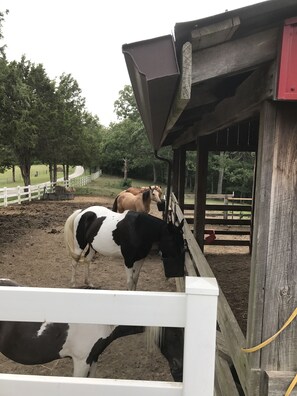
<box><xmin>0</xmin><ymin>57</ymin><xmax>59</xmax><ymax>186</ymax></box>
<box><xmin>208</xmin><ymin>151</ymin><xmax>255</xmax><ymax>197</ymax></box>
<box><xmin>79</xmin><ymin>112</ymin><xmax>104</xmax><ymax>174</ymax></box>
<box><xmin>0</xmin><ymin>9</ymin><xmax>8</xmax><ymax>57</ymax></box>
<box><xmin>38</xmin><ymin>73</ymin><xmax>86</xmax><ymax>182</ymax></box>
<box><xmin>106</xmin><ymin>85</ymin><xmax>169</xmax><ymax>183</ymax></box>
<box><xmin>114</xmin><ymin>85</ymin><xmax>139</xmax><ymax>122</ymax></box>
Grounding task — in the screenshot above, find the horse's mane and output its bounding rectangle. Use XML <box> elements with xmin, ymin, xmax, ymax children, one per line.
<box><xmin>112</xmin><ymin>195</ymin><xmax>119</xmax><ymax>212</ymax></box>
<box><xmin>141</xmin><ymin>189</ymin><xmax>151</xmax><ymax>211</ymax></box>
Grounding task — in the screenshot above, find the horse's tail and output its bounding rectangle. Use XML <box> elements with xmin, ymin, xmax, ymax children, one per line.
<box><xmin>145</xmin><ymin>326</ymin><xmax>163</xmax><ymax>353</ymax></box>
<box><xmin>112</xmin><ymin>195</ymin><xmax>119</xmax><ymax>212</ymax></box>
<box><xmin>64</xmin><ymin>209</ymin><xmax>82</xmax><ymax>261</ymax></box>
<box><xmin>0</xmin><ymin>278</ymin><xmax>20</xmax><ymax>287</ymax></box>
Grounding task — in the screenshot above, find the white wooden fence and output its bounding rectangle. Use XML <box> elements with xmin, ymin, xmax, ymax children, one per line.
<box><xmin>0</xmin><ymin>277</ymin><xmax>218</xmax><ymax>396</ymax></box>
<box><xmin>0</xmin><ymin>170</ymin><xmax>101</xmax><ymax>207</ymax></box>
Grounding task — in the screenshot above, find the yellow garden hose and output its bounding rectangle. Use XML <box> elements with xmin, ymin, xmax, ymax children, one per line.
<box><xmin>241</xmin><ymin>307</ymin><xmax>297</xmax><ymax>396</ymax></box>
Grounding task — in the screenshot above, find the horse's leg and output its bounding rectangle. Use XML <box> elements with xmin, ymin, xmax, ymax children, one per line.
<box><xmin>88</xmin><ymin>361</ymin><xmax>98</xmax><ymax>378</ymax></box>
<box><xmin>83</xmin><ymin>249</ymin><xmax>96</xmax><ymax>286</ymax></box>
<box><xmin>125</xmin><ymin>259</ymin><xmax>144</xmax><ymax>290</ymax></box>
<box><xmin>71</xmin><ymin>259</ymin><xmax>78</xmax><ymax>287</ymax></box>
<box><xmin>72</xmin><ymin>358</ymin><xmax>92</xmax><ymax>377</ymax></box>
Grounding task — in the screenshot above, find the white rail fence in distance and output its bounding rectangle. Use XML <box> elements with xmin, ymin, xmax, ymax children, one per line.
<box><xmin>0</xmin><ymin>277</ymin><xmax>218</xmax><ymax>396</ymax></box>
<box><xmin>0</xmin><ymin>169</ymin><xmax>101</xmax><ymax>207</ymax></box>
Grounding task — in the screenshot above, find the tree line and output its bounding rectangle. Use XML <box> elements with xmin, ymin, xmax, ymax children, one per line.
<box><xmin>0</xmin><ymin>10</ymin><xmax>254</xmax><ymax>196</ymax></box>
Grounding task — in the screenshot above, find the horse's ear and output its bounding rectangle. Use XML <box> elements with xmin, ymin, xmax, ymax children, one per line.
<box><xmin>178</xmin><ymin>219</ymin><xmax>184</xmax><ymax>230</ymax></box>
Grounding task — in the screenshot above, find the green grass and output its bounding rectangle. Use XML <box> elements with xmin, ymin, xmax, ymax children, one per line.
<box><xmin>74</xmin><ymin>175</ymin><xmax>166</xmax><ymax>198</ymax></box>
<box><xmin>0</xmin><ymin>165</ymin><xmax>74</xmax><ymax>188</ymax></box>
<box><xmin>0</xmin><ymin>167</ymin><xmax>165</xmax><ymax>198</ymax></box>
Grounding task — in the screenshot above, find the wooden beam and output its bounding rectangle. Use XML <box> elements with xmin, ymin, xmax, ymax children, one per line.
<box><xmin>247</xmin><ymin>101</ymin><xmax>297</xmax><ymax>395</ymax></box>
<box><xmin>163</xmin><ymin>42</ymin><xmax>192</xmax><ymax>136</ymax></box>
<box><xmin>171</xmin><ymin>196</ymin><xmax>250</xmax><ymax>395</ymax></box>
<box><xmin>264</xmin><ymin>371</ymin><xmax>297</xmax><ymax>396</ymax></box>
<box><xmin>194</xmin><ymin>139</ymin><xmax>208</xmax><ymax>250</ymax></box>
<box><xmin>172</xmin><ymin>63</ymin><xmax>276</xmax><ymax>148</ymax></box>
<box><xmin>192</xmin><ymin>27</ymin><xmax>279</xmax><ymax>84</ymax></box>
<box><xmin>263</xmin><ymin>371</ymin><xmax>297</xmax><ymax>396</ymax></box>
<box><xmin>192</xmin><ymin>17</ymin><xmax>240</xmax><ymax>51</ymax></box>
<box><xmin>172</xmin><ymin>148</ymin><xmax>186</xmax><ymax>210</ymax></box>
<box><xmin>215</xmin><ymin>353</ymin><xmax>240</xmax><ymax>396</ymax></box>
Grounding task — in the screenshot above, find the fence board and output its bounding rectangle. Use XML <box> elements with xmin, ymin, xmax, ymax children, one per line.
<box><xmin>0</xmin><ymin>375</ymin><xmax>183</xmax><ymax>396</ymax></box>
<box><xmin>0</xmin><ymin>277</ymin><xmax>218</xmax><ymax>396</ymax></box>
<box><xmin>0</xmin><ymin>287</ymin><xmax>185</xmax><ymax>327</ymax></box>
<box><xmin>171</xmin><ymin>196</ymin><xmax>249</xmax><ymax>395</ymax></box>
<box><xmin>0</xmin><ymin>170</ymin><xmax>101</xmax><ymax>207</ymax></box>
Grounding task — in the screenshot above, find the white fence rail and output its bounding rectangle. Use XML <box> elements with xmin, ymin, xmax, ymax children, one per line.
<box><xmin>0</xmin><ymin>169</ymin><xmax>101</xmax><ymax>207</ymax></box>
<box><xmin>0</xmin><ymin>277</ymin><xmax>218</xmax><ymax>396</ymax></box>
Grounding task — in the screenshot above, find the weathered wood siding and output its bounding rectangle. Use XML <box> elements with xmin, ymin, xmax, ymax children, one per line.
<box><xmin>247</xmin><ymin>101</ymin><xmax>297</xmax><ymax>395</ymax></box>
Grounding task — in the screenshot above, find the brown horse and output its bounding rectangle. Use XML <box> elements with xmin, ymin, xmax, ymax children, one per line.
<box><xmin>112</xmin><ymin>187</ymin><xmax>161</xmax><ymax>213</ymax></box>
<box><xmin>126</xmin><ymin>185</ymin><xmax>162</xmax><ymax>199</ymax></box>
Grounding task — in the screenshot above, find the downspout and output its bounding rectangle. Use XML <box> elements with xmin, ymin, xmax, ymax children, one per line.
<box><xmin>154</xmin><ymin>150</ymin><xmax>172</xmax><ymax>221</ymax></box>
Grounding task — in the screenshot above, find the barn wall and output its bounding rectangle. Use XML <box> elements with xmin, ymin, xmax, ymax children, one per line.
<box><xmin>247</xmin><ymin>100</ymin><xmax>297</xmax><ymax>395</ymax></box>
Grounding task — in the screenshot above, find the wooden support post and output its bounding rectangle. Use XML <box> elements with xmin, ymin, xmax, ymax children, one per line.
<box><xmin>172</xmin><ymin>148</ymin><xmax>186</xmax><ymax>211</ymax></box>
<box><xmin>246</xmin><ymin>101</ymin><xmax>297</xmax><ymax>395</ymax></box>
<box><xmin>194</xmin><ymin>137</ymin><xmax>208</xmax><ymax>251</ymax></box>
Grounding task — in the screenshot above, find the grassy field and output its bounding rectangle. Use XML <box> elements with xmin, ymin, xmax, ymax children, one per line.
<box><xmin>0</xmin><ymin>165</ymin><xmax>66</xmax><ymax>188</ymax></box>
<box><xmin>74</xmin><ymin>174</ymin><xmax>166</xmax><ymax>198</ymax></box>
<box><xmin>0</xmin><ymin>167</ymin><xmax>166</xmax><ymax>198</ymax></box>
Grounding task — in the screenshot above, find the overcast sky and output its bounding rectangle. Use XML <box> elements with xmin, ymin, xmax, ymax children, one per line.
<box><xmin>1</xmin><ymin>0</ymin><xmax>267</xmax><ymax>126</ymax></box>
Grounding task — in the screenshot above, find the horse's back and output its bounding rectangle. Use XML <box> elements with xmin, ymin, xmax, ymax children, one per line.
<box><xmin>116</xmin><ymin>192</ymin><xmax>138</xmax><ymax>212</ymax></box>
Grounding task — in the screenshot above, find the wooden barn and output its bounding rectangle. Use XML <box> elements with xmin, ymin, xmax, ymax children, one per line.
<box><xmin>122</xmin><ymin>0</ymin><xmax>297</xmax><ymax>395</ymax></box>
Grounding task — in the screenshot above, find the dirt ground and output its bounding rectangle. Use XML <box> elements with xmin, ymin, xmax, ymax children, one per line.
<box><xmin>0</xmin><ymin>195</ymin><xmax>250</xmax><ymax>380</ymax></box>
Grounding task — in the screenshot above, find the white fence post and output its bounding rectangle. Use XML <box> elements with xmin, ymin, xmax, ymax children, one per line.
<box><xmin>183</xmin><ymin>277</ymin><xmax>218</xmax><ymax>396</ymax></box>
<box><xmin>4</xmin><ymin>187</ymin><xmax>7</xmax><ymax>207</ymax></box>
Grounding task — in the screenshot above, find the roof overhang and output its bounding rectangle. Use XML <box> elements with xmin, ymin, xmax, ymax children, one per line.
<box><xmin>123</xmin><ymin>0</ymin><xmax>297</xmax><ymax>150</ymax></box>
<box><xmin>122</xmin><ymin>35</ymin><xmax>180</xmax><ymax>150</ymax></box>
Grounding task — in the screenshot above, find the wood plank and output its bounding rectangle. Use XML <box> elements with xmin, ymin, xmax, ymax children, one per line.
<box><xmin>194</xmin><ymin>139</ymin><xmax>208</xmax><ymax>250</ymax></box>
<box><xmin>187</xmin><ymin>218</ymin><xmax>251</xmax><ymax>226</ymax></box>
<box><xmin>264</xmin><ymin>371</ymin><xmax>297</xmax><ymax>396</ymax></box>
<box><xmin>215</xmin><ymin>353</ymin><xmax>240</xmax><ymax>396</ymax></box>
<box><xmin>192</xmin><ymin>17</ymin><xmax>240</xmax><ymax>51</ymax></box>
<box><xmin>175</xmin><ymin>276</ymin><xmax>185</xmax><ymax>292</ymax></box>
<box><xmin>260</xmin><ymin>103</ymin><xmax>297</xmax><ymax>370</ymax></box>
<box><xmin>205</xmin><ymin>230</ymin><xmax>251</xmax><ymax>236</ymax></box>
<box><xmin>208</xmin><ymin>240</ymin><xmax>250</xmax><ymax>247</ymax></box>
<box><xmin>245</xmin><ymin>101</ymin><xmax>276</xmax><ymax>396</ymax></box>
<box><xmin>192</xmin><ymin>27</ymin><xmax>279</xmax><ymax>84</ymax></box>
<box><xmin>165</xmin><ymin>42</ymin><xmax>192</xmax><ymax>133</ymax></box>
<box><xmin>247</xmin><ymin>101</ymin><xmax>297</xmax><ymax>395</ymax></box>
<box><xmin>185</xmin><ymin>251</ymin><xmax>198</xmax><ymax>277</ymax></box>
<box><xmin>216</xmin><ymin>331</ymin><xmax>232</xmax><ymax>364</ymax></box>
<box><xmin>205</xmin><ymin>204</ymin><xmax>252</xmax><ymax>211</ymax></box>
<box><xmin>172</xmin><ymin>62</ymin><xmax>276</xmax><ymax>148</ymax></box>
<box><xmin>171</xmin><ymin>196</ymin><xmax>249</xmax><ymax>395</ymax></box>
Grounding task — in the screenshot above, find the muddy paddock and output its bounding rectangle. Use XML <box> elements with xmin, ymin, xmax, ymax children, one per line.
<box><xmin>0</xmin><ymin>196</ymin><xmax>250</xmax><ymax>380</ymax></box>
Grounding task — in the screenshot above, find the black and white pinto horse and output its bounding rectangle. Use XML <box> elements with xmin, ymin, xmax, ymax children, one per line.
<box><xmin>64</xmin><ymin>206</ymin><xmax>185</xmax><ymax>289</ymax></box>
<box><xmin>0</xmin><ymin>279</ymin><xmax>184</xmax><ymax>381</ymax></box>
